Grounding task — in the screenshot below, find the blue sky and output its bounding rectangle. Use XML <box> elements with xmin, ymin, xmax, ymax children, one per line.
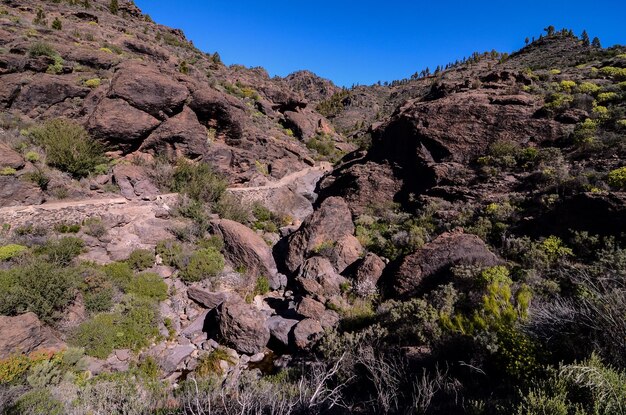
<box><xmin>134</xmin><ymin>1</ymin><xmax>626</xmax><ymax>87</ymax></box>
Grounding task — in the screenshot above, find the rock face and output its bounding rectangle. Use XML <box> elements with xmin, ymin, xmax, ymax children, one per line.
<box><xmin>282</xmin><ymin>197</ymin><xmax>355</xmax><ymax>274</ymax></box>
<box><xmin>217</xmin><ymin>299</ymin><xmax>270</xmax><ymax>355</ymax></box>
<box><xmin>187</xmin><ymin>287</ymin><xmax>228</xmax><ymax>309</ymax></box>
<box><xmin>108</xmin><ymin>61</ymin><xmax>189</xmax><ymax>118</ymax></box>
<box><xmin>296</xmin><ymin>256</ymin><xmax>347</xmax><ymax>297</ymax></box>
<box><xmin>0</xmin><ymin>175</ymin><xmax>45</xmax><ymax>208</ymax></box>
<box><xmin>140</xmin><ymin>106</ymin><xmax>208</xmax><ymax>159</ymax></box>
<box><xmin>211</xmin><ymin>219</ymin><xmax>280</xmax><ymax>287</ymax></box>
<box><xmin>0</xmin><ymin>142</ymin><xmax>24</xmax><ymax>169</ymax></box>
<box><xmin>189</xmin><ymin>88</ymin><xmax>246</xmax><ymax>142</ymax></box>
<box><xmin>391</xmin><ymin>231</ymin><xmax>501</xmax><ymax>297</ymax></box>
<box><xmin>266</xmin><ymin>315</ymin><xmax>298</xmax><ymax>347</ymax></box>
<box><xmin>368</xmin><ymin>90</ymin><xmax>561</xmax><ymax>197</ymax></box>
<box><xmin>0</xmin><ymin>313</ymin><xmax>66</xmax><ymax>358</ymax></box>
<box><xmin>12</xmin><ymin>74</ymin><xmax>90</xmax><ymax>115</ymax></box>
<box><xmin>88</xmin><ymin>98</ymin><xmax>160</xmax><ymax>151</ymax></box>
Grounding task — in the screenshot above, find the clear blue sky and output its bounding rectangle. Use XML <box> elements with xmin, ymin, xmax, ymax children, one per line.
<box><xmin>134</xmin><ymin>0</ymin><xmax>626</xmax><ymax>87</ymax></box>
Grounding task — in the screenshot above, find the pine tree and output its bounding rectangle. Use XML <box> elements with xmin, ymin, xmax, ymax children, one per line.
<box><xmin>33</xmin><ymin>8</ymin><xmax>47</xmax><ymax>26</ymax></box>
<box><xmin>525</xmin><ymin>37</ymin><xmax>529</xmax><ymax>45</ymax></box>
<box><xmin>544</xmin><ymin>25</ymin><xmax>555</xmax><ymax>36</ymax></box>
<box><xmin>109</xmin><ymin>0</ymin><xmax>119</xmax><ymax>15</ymax></box>
<box><xmin>51</xmin><ymin>17</ymin><xmax>62</xmax><ymax>30</ymax></box>
<box><xmin>592</xmin><ymin>37</ymin><xmax>601</xmax><ymax>48</ymax></box>
<box><xmin>581</xmin><ymin>30</ymin><xmax>590</xmax><ymax>46</ymax></box>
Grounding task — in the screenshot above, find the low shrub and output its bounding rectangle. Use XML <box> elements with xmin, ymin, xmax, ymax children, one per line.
<box><xmin>0</xmin><ymin>244</ymin><xmax>27</xmax><ymax>261</ymax></box>
<box><xmin>28</xmin><ymin>42</ymin><xmax>56</xmax><ymax>58</ymax></box>
<box><xmin>102</xmin><ymin>261</ymin><xmax>133</xmax><ymax>289</ymax></box>
<box><xmin>4</xmin><ymin>388</ymin><xmax>63</xmax><ymax>415</ymax></box>
<box><xmin>25</xmin><ymin>151</ymin><xmax>40</xmax><ymax>162</ymax></box>
<box><xmin>36</xmin><ymin>236</ymin><xmax>84</xmax><ymax>266</ymax></box>
<box><xmin>71</xmin><ymin>298</ymin><xmax>160</xmax><ymax>358</ymax></box>
<box><xmin>82</xmin><ymin>217</ymin><xmax>107</xmax><ymax>238</ymax></box>
<box><xmin>83</xmin><ymin>78</ymin><xmax>101</xmax><ymax>88</ymax></box>
<box><xmin>608</xmin><ymin>166</ymin><xmax>626</xmax><ymax>189</ymax></box>
<box><xmin>30</xmin><ymin>118</ymin><xmax>106</xmax><ymax>178</ymax></box>
<box><xmin>180</xmin><ymin>247</ymin><xmax>224</xmax><ymax>283</ymax></box>
<box><xmin>126</xmin><ymin>272</ymin><xmax>168</xmax><ymax>301</ymax></box>
<box><xmin>126</xmin><ymin>248</ymin><xmax>154</xmax><ymax>271</ymax></box>
<box><xmin>156</xmin><ymin>240</ymin><xmax>184</xmax><ymax>268</ymax></box>
<box><xmin>0</xmin><ymin>260</ymin><xmax>79</xmax><ymax>322</ymax></box>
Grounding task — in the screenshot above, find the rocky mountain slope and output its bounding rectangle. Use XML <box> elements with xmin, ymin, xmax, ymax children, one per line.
<box><xmin>2</xmin><ymin>2</ymin><xmax>626</xmax><ymax>414</ymax></box>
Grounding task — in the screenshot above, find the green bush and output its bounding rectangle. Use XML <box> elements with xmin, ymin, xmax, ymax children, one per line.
<box><xmin>0</xmin><ymin>167</ymin><xmax>17</xmax><ymax>176</ymax></box>
<box><xmin>171</xmin><ymin>159</ymin><xmax>226</xmax><ymax>205</ymax></box>
<box><xmin>254</xmin><ymin>276</ymin><xmax>270</xmax><ymax>295</ymax></box>
<box><xmin>180</xmin><ymin>247</ymin><xmax>224</xmax><ymax>283</ymax></box>
<box><xmin>84</xmin><ymin>78</ymin><xmax>101</xmax><ymax>88</ymax></box>
<box><xmin>82</xmin><ymin>217</ymin><xmax>107</xmax><ymax>238</ymax></box>
<box><xmin>126</xmin><ymin>272</ymin><xmax>168</xmax><ymax>301</ymax></box>
<box><xmin>156</xmin><ymin>240</ymin><xmax>184</xmax><ymax>268</ymax></box>
<box><xmin>29</xmin><ymin>42</ymin><xmax>56</xmax><ymax>58</ymax></box>
<box><xmin>0</xmin><ymin>244</ymin><xmax>27</xmax><ymax>261</ymax></box>
<box><xmin>102</xmin><ymin>261</ymin><xmax>133</xmax><ymax>288</ymax></box>
<box><xmin>71</xmin><ymin>298</ymin><xmax>160</xmax><ymax>358</ymax></box>
<box><xmin>126</xmin><ymin>249</ymin><xmax>154</xmax><ymax>271</ymax></box>
<box><xmin>36</xmin><ymin>236</ymin><xmax>84</xmax><ymax>266</ymax></box>
<box><xmin>80</xmin><ymin>269</ymin><xmax>114</xmax><ymax>313</ymax></box>
<box><xmin>608</xmin><ymin>166</ymin><xmax>626</xmax><ymax>189</ymax></box>
<box><xmin>30</xmin><ymin>118</ymin><xmax>106</xmax><ymax>178</ymax></box>
<box><xmin>0</xmin><ymin>260</ymin><xmax>79</xmax><ymax>322</ymax></box>
<box><xmin>5</xmin><ymin>388</ymin><xmax>64</xmax><ymax>415</ymax></box>
<box><xmin>54</xmin><ymin>222</ymin><xmax>81</xmax><ymax>233</ymax></box>
<box><xmin>51</xmin><ymin>17</ymin><xmax>62</xmax><ymax>30</ymax></box>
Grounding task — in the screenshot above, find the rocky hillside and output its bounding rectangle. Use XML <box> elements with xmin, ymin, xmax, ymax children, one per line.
<box><xmin>2</xmin><ymin>2</ymin><xmax>626</xmax><ymax>414</ymax></box>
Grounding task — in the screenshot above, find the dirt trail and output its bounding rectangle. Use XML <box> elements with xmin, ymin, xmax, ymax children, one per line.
<box><xmin>0</xmin><ymin>163</ymin><xmax>331</xmax><ymax>216</ymax></box>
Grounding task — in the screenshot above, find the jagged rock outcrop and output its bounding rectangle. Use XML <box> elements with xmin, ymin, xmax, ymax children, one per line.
<box><xmin>140</xmin><ymin>106</ymin><xmax>208</xmax><ymax>159</ymax></box>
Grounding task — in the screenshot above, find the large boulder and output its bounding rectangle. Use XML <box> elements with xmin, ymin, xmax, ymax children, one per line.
<box><xmin>370</xmin><ymin>90</ymin><xmax>561</xmax><ymax>195</ymax></box>
<box><xmin>296</xmin><ymin>256</ymin><xmax>347</xmax><ymax>297</ymax></box>
<box><xmin>189</xmin><ymin>88</ymin><xmax>246</xmax><ymax>143</ymax></box>
<box><xmin>187</xmin><ymin>287</ymin><xmax>228</xmax><ymax>309</ymax></box>
<box><xmin>350</xmin><ymin>253</ymin><xmax>386</xmax><ymax>296</ymax></box>
<box><xmin>0</xmin><ymin>313</ymin><xmax>66</xmax><ymax>359</ymax></box>
<box><xmin>218</xmin><ymin>299</ymin><xmax>270</xmax><ymax>355</ymax></box>
<box><xmin>293</xmin><ymin>318</ymin><xmax>323</xmax><ymax>350</ymax></box>
<box><xmin>0</xmin><ymin>175</ymin><xmax>44</xmax><ymax>208</ymax></box>
<box><xmin>140</xmin><ymin>106</ymin><xmax>208</xmax><ymax>159</ymax></box>
<box><xmin>0</xmin><ymin>142</ymin><xmax>24</xmax><ymax>170</ymax></box>
<box><xmin>12</xmin><ymin>74</ymin><xmax>90</xmax><ymax>114</ymax></box>
<box><xmin>391</xmin><ymin>230</ymin><xmax>501</xmax><ymax>297</ymax></box>
<box><xmin>282</xmin><ymin>196</ymin><xmax>355</xmax><ymax>274</ymax></box>
<box><xmin>108</xmin><ymin>61</ymin><xmax>189</xmax><ymax>118</ymax></box>
<box><xmin>266</xmin><ymin>315</ymin><xmax>298</xmax><ymax>348</ymax></box>
<box><xmin>88</xmin><ymin>98</ymin><xmax>160</xmax><ymax>151</ymax></box>
<box><xmin>210</xmin><ymin>219</ymin><xmax>279</xmax><ymax>288</ymax></box>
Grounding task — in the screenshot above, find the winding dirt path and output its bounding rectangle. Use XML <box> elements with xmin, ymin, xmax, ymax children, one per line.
<box><xmin>0</xmin><ymin>163</ymin><xmax>332</xmax><ymax>217</ymax></box>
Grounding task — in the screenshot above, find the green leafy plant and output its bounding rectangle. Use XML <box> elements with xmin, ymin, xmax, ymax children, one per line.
<box><xmin>30</xmin><ymin>119</ymin><xmax>106</xmax><ymax>178</ymax></box>
<box><xmin>126</xmin><ymin>249</ymin><xmax>154</xmax><ymax>271</ymax></box>
<box><xmin>0</xmin><ymin>244</ymin><xmax>27</xmax><ymax>261</ymax></box>
<box><xmin>180</xmin><ymin>247</ymin><xmax>225</xmax><ymax>283</ymax></box>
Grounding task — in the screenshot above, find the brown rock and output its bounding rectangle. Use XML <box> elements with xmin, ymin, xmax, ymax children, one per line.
<box><xmin>0</xmin><ymin>313</ymin><xmax>66</xmax><ymax>359</ymax></box>
<box><xmin>187</xmin><ymin>287</ymin><xmax>228</xmax><ymax>309</ymax></box>
<box><xmin>0</xmin><ymin>175</ymin><xmax>44</xmax><ymax>208</ymax></box>
<box><xmin>326</xmin><ymin>234</ymin><xmax>363</xmax><ymax>273</ymax></box>
<box><xmin>296</xmin><ymin>256</ymin><xmax>347</xmax><ymax>297</ymax></box>
<box><xmin>109</xmin><ymin>61</ymin><xmax>189</xmax><ymax>118</ymax></box>
<box><xmin>112</xmin><ymin>164</ymin><xmax>159</xmax><ymax>200</ymax></box>
<box><xmin>12</xmin><ymin>74</ymin><xmax>90</xmax><ymax>114</ymax></box>
<box><xmin>88</xmin><ymin>98</ymin><xmax>160</xmax><ymax>151</ymax></box>
<box><xmin>140</xmin><ymin>106</ymin><xmax>208</xmax><ymax>159</ymax></box>
<box><xmin>318</xmin><ymin>161</ymin><xmax>402</xmax><ymax>216</ymax></box>
<box><xmin>266</xmin><ymin>315</ymin><xmax>298</xmax><ymax>347</ymax></box>
<box><xmin>283</xmin><ymin>196</ymin><xmax>354</xmax><ymax>274</ymax></box>
<box><xmin>293</xmin><ymin>318</ymin><xmax>323</xmax><ymax>350</ymax></box>
<box><xmin>218</xmin><ymin>299</ymin><xmax>270</xmax><ymax>354</ymax></box>
<box><xmin>189</xmin><ymin>88</ymin><xmax>246</xmax><ymax>143</ymax></box>
<box><xmin>296</xmin><ymin>297</ymin><xmax>326</xmax><ymax>320</ymax></box>
<box><xmin>351</xmin><ymin>253</ymin><xmax>386</xmax><ymax>296</ymax></box>
<box><xmin>210</xmin><ymin>219</ymin><xmax>279</xmax><ymax>288</ymax></box>
<box><xmin>0</xmin><ymin>142</ymin><xmax>24</xmax><ymax>170</ymax></box>
<box><xmin>392</xmin><ymin>231</ymin><xmax>501</xmax><ymax>297</ymax></box>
